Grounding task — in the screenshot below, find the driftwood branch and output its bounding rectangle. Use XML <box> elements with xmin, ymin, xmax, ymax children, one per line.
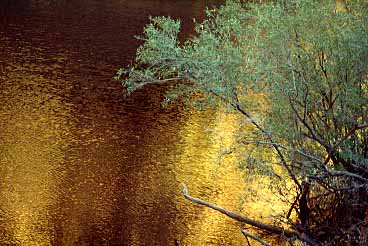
<box><xmin>182</xmin><ymin>184</ymin><xmax>297</xmax><ymax>237</ymax></box>
<box><xmin>181</xmin><ymin>183</ymin><xmax>317</xmax><ymax>245</ymax></box>
<box><xmin>240</xmin><ymin>228</ymin><xmax>271</xmax><ymax>246</ymax></box>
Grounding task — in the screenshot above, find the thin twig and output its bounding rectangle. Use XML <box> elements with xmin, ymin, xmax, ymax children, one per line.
<box><xmin>242</xmin><ymin>140</ymin><xmax>323</xmax><ymax>164</ymax></box>
<box><xmin>240</xmin><ymin>228</ymin><xmax>271</xmax><ymax>246</ymax></box>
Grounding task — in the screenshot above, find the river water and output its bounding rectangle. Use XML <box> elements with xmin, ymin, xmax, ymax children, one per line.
<box><xmin>0</xmin><ymin>0</ymin><xmax>272</xmax><ymax>245</ymax></box>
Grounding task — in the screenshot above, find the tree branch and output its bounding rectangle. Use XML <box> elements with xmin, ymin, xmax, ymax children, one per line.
<box><xmin>242</xmin><ymin>140</ymin><xmax>324</xmax><ymax>165</ymax></box>
<box><xmin>325</xmin><ymin>170</ymin><xmax>368</xmax><ymax>183</ymax></box>
<box><xmin>181</xmin><ymin>183</ymin><xmax>316</xmax><ymax>245</ymax></box>
<box><xmin>289</xmin><ymin>97</ymin><xmax>332</xmax><ymax>153</ymax></box>
<box><xmin>209</xmin><ymin>89</ymin><xmax>302</xmax><ymax>190</ymax></box>
<box><xmin>235</xmin><ymin>104</ymin><xmax>302</xmax><ymax>191</ymax></box>
<box><xmin>323</xmin><ymin>123</ymin><xmax>368</xmax><ymax>165</ymax></box>
<box><xmin>240</xmin><ymin>228</ymin><xmax>271</xmax><ymax>246</ymax></box>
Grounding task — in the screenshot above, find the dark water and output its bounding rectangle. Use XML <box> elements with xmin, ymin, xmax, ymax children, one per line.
<box><xmin>0</xmin><ymin>0</ymin><xmax>265</xmax><ymax>245</ymax></box>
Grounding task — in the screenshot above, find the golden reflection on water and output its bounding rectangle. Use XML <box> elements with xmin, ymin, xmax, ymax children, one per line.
<box><xmin>173</xmin><ymin>108</ymin><xmax>247</xmax><ymax>245</ymax></box>
<box><xmin>0</xmin><ymin>70</ymin><xmax>73</xmax><ymax>245</ymax></box>
<box><xmin>0</xmin><ymin>72</ymin><xmax>288</xmax><ymax>245</ymax></box>
<box><xmin>172</xmin><ymin>105</ymin><xmax>293</xmax><ymax>245</ymax></box>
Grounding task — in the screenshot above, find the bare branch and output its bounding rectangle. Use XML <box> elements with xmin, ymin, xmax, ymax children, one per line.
<box><xmin>286</xmin><ymin>194</ymin><xmax>300</xmax><ymax>220</ymax></box>
<box><xmin>181</xmin><ymin>183</ymin><xmax>317</xmax><ymax>245</ymax></box>
<box><xmin>324</xmin><ymin>123</ymin><xmax>368</xmax><ymax>165</ymax></box>
<box><xmin>310</xmin><ymin>183</ymin><xmax>368</xmax><ymax>200</ymax></box>
<box><xmin>240</xmin><ymin>228</ymin><xmax>271</xmax><ymax>246</ymax></box>
<box><xmin>242</xmin><ymin>140</ymin><xmax>324</xmax><ymax>165</ymax></box>
<box><xmin>326</xmin><ymin>170</ymin><xmax>368</xmax><ymax>183</ymax></box>
<box><xmin>289</xmin><ymin>97</ymin><xmax>332</xmax><ymax>152</ymax></box>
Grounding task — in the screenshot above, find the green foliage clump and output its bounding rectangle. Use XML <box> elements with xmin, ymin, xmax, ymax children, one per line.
<box><xmin>116</xmin><ymin>0</ymin><xmax>368</xmax><ymax>244</ymax></box>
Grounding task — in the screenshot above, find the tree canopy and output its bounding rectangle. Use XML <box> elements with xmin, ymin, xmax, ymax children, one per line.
<box><xmin>116</xmin><ymin>0</ymin><xmax>368</xmax><ymax>244</ymax></box>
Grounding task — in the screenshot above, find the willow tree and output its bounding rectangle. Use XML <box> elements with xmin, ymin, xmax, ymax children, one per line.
<box><xmin>116</xmin><ymin>0</ymin><xmax>368</xmax><ymax>244</ymax></box>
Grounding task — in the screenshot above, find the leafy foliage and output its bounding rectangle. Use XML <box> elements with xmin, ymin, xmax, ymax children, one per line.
<box><xmin>116</xmin><ymin>0</ymin><xmax>368</xmax><ymax>244</ymax></box>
